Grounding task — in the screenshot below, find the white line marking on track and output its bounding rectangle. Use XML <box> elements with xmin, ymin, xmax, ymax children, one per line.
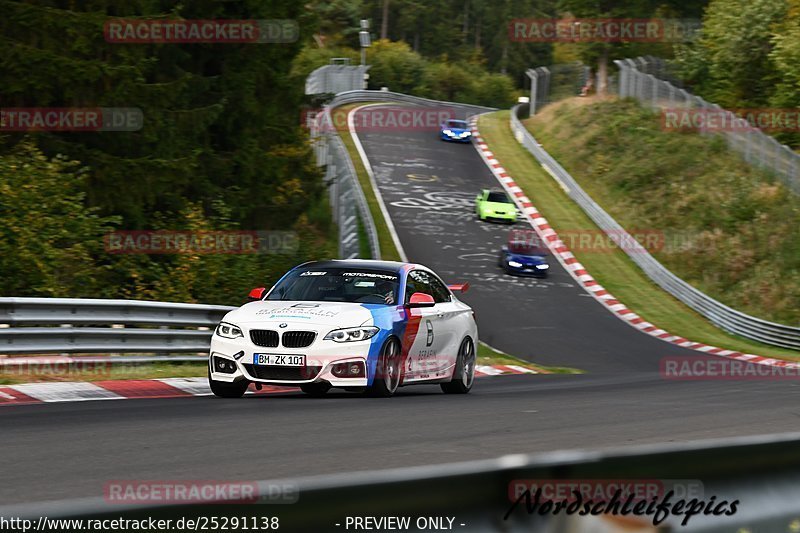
<box><xmin>157</xmin><ymin>377</ymin><xmax>212</xmax><ymax>396</ymax></box>
<box><xmin>10</xmin><ymin>382</ymin><xmax>123</xmax><ymax>403</ymax></box>
<box><xmin>348</xmin><ymin>104</ymin><xmax>409</xmax><ymax>262</ymax></box>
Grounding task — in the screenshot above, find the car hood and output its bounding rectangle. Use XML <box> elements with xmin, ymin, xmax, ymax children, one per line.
<box><xmin>482</xmin><ymin>201</ymin><xmax>515</xmax><ymax>211</ymax></box>
<box><xmin>444</xmin><ymin>127</ymin><xmax>470</xmax><ymax>134</ymax></box>
<box><xmin>508</xmin><ymin>253</ymin><xmax>548</xmax><ymax>264</ymax></box>
<box><xmin>223</xmin><ymin>301</ymin><xmax>377</xmax><ymax>329</ymax></box>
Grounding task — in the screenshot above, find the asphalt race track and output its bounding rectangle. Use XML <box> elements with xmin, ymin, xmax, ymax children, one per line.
<box><xmin>353</xmin><ymin>103</ymin><xmax>700</xmax><ymax>373</ymax></box>
<box><xmin>1</xmin><ymin>103</ymin><xmax>798</xmax><ymax>506</ymax></box>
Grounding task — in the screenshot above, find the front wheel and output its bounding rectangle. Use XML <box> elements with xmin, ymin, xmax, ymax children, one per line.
<box><xmin>441</xmin><ymin>338</ymin><xmax>475</xmax><ymax>394</ymax></box>
<box><xmin>208</xmin><ymin>370</ymin><xmax>249</xmax><ymax>398</ymax></box>
<box><xmin>366</xmin><ymin>337</ymin><xmax>401</xmax><ymax>397</ymax></box>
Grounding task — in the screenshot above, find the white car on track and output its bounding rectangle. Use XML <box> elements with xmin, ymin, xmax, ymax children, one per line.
<box><xmin>209</xmin><ymin>260</ymin><xmax>478</xmax><ymax>398</ymax></box>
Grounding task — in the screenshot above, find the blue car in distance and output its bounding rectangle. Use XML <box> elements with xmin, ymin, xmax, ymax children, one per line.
<box><xmin>499</xmin><ymin>236</ymin><xmax>550</xmax><ymax>278</ymax></box>
<box><xmin>440</xmin><ymin>119</ymin><xmax>472</xmax><ymax>143</ymax></box>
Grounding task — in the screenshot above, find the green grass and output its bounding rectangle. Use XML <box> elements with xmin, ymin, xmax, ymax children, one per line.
<box><xmin>528</xmin><ymin>98</ymin><xmax>800</xmax><ymax>325</ymax></box>
<box><xmin>333</xmin><ymin>104</ymin><xmax>403</xmax><ymax>261</ymax></box>
<box><xmin>477</xmin><ymin>342</ymin><xmax>583</xmax><ymax>374</ymax></box>
<box><xmin>478</xmin><ymin>108</ymin><xmax>800</xmax><ymax>361</ymax></box>
<box><xmin>0</xmin><ymin>349</ymin><xmax>557</xmax><ymax>384</ymax></box>
<box><xmin>0</xmin><ymin>362</ymin><xmax>208</xmax><ymax>385</ymax></box>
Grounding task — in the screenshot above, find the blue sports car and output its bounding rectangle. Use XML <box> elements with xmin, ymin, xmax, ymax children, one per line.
<box><xmin>440</xmin><ymin>119</ymin><xmax>472</xmax><ymax>143</ymax></box>
<box><xmin>499</xmin><ymin>238</ymin><xmax>550</xmax><ymax>277</ymax></box>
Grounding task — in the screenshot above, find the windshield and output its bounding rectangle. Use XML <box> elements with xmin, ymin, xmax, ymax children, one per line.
<box><xmin>446</xmin><ymin>120</ymin><xmax>468</xmax><ymax>129</ymax></box>
<box><xmin>509</xmin><ymin>242</ymin><xmax>547</xmax><ymax>256</ymax></box>
<box><xmin>487</xmin><ymin>191</ymin><xmax>513</xmax><ymax>203</ymax></box>
<box><xmin>267</xmin><ymin>267</ymin><xmax>399</xmax><ymax>305</ymax></box>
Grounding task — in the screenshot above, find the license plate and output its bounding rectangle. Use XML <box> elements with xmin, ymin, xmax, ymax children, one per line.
<box><xmin>254</xmin><ymin>354</ymin><xmax>305</xmax><ymax>366</ymax></box>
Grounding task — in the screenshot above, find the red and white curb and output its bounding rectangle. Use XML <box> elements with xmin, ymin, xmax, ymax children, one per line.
<box><xmin>0</xmin><ymin>365</ymin><xmax>536</xmax><ymax>406</ymax></box>
<box><xmin>469</xmin><ymin>117</ymin><xmax>795</xmax><ymax>370</ymax></box>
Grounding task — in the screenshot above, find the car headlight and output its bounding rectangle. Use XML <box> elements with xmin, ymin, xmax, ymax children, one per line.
<box><xmin>508</xmin><ymin>261</ymin><xmax>523</xmax><ymax>268</ymax></box>
<box><xmin>324</xmin><ymin>327</ymin><xmax>379</xmax><ymax>343</ymax></box>
<box><xmin>216</xmin><ymin>322</ymin><xmax>244</xmax><ymax>339</ymax></box>
<box><xmin>460</xmin><ymin>132</ymin><xmax>471</xmax><ymax>137</ymax></box>
<box><xmin>535</xmin><ymin>264</ymin><xmax>549</xmax><ymax>270</ymax></box>
<box><xmin>443</xmin><ymin>129</ymin><xmax>454</xmax><ymax>135</ymax></box>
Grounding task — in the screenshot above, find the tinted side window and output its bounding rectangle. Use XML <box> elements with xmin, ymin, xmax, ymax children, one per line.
<box><xmin>428</xmin><ymin>275</ymin><xmax>451</xmax><ymax>303</ymax></box>
<box><xmin>405</xmin><ymin>270</ymin><xmax>434</xmax><ymax>303</ymax></box>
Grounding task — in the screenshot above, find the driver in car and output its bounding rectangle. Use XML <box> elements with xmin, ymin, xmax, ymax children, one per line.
<box><xmin>376</xmin><ymin>280</ymin><xmax>396</xmax><ymax>305</ymax></box>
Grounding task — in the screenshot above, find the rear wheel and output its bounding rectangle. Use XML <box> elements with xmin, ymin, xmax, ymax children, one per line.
<box><xmin>441</xmin><ymin>338</ymin><xmax>475</xmax><ymax>394</ymax></box>
<box><xmin>366</xmin><ymin>337</ymin><xmax>401</xmax><ymax>397</ymax></box>
<box><xmin>300</xmin><ymin>382</ymin><xmax>331</xmax><ymax>397</ymax></box>
<box><xmin>208</xmin><ymin>369</ymin><xmax>249</xmax><ymax>398</ymax></box>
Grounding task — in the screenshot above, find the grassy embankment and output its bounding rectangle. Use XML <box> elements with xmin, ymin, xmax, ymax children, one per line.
<box><xmin>478</xmin><ymin>99</ymin><xmax>799</xmax><ymax>361</ymax></box>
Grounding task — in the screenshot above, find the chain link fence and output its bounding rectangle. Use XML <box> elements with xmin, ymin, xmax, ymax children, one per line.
<box><xmin>526</xmin><ymin>62</ymin><xmax>591</xmax><ymax>116</ymax></box>
<box><xmin>616</xmin><ymin>57</ymin><xmax>800</xmax><ymax>195</ymax></box>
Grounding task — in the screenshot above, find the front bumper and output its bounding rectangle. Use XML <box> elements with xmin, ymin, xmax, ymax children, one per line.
<box><xmin>505</xmin><ymin>264</ymin><xmax>550</xmax><ymax>277</ymax></box>
<box><xmin>481</xmin><ymin>213</ymin><xmax>517</xmax><ymax>223</ymax></box>
<box><xmin>441</xmin><ymin>132</ymin><xmax>472</xmax><ymax>143</ymax></box>
<box><xmin>209</xmin><ymin>335</ymin><xmax>371</xmax><ymax>387</ymax></box>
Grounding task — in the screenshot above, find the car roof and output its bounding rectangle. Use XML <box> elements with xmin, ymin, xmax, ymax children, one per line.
<box><xmin>294</xmin><ymin>259</ymin><xmax>413</xmax><ymax>274</ymax></box>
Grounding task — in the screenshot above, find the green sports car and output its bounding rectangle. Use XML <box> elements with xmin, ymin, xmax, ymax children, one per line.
<box><xmin>475</xmin><ymin>189</ymin><xmax>517</xmax><ymax>223</ymax></box>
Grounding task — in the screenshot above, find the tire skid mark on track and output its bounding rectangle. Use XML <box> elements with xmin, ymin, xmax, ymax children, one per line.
<box><xmin>0</xmin><ymin>366</ymin><xmax>535</xmax><ymax>406</ymax></box>
<box><xmin>470</xmin><ymin>117</ymin><xmax>796</xmax><ymax>370</ymax></box>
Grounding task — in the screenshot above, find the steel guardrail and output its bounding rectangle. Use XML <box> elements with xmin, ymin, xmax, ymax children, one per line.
<box><xmin>326</xmin><ymin>89</ymin><xmax>497</xmax><ymax>115</ymax></box>
<box><xmin>509</xmin><ymin>104</ymin><xmax>800</xmax><ymax>350</ymax></box>
<box><xmin>0</xmin><ymin>298</ymin><xmax>235</xmax><ymax>354</ymax></box>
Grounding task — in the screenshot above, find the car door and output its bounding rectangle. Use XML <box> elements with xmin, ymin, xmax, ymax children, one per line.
<box><xmin>426</xmin><ymin>273</ymin><xmax>461</xmax><ymax>377</ymax></box>
<box><xmin>475</xmin><ymin>190</ymin><xmax>486</xmax><ymax>216</ymax></box>
<box><xmin>402</xmin><ymin>269</ymin><xmax>444</xmax><ymax>382</ymax></box>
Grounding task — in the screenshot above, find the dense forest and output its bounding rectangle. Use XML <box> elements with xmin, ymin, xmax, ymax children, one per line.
<box><xmin>0</xmin><ymin>0</ymin><xmax>795</xmax><ymax>304</ymax></box>
<box><xmin>675</xmin><ymin>0</ymin><xmax>800</xmax><ymax>148</ymax></box>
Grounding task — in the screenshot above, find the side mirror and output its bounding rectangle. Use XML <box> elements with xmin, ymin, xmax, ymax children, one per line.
<box><xmin>248</xmin><ymin>287</ymin><xmax>267</xmax><ymax>301</ymax></box>
<box><xmin>406</xmin><ymin>292</ymin><xmax>435</xmax><ymax>308</ymax></box>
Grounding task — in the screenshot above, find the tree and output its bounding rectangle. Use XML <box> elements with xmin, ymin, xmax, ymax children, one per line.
<box><xmin>366</xmin><ymin>39</ymin><xmax>426</xmax><ymax>92</ymax></box>
<box><xmin>769</xmin><ymin>0</ymin><xmax>800</xmax><ymax>147</ymax></box>
<box><xmin>0</xmin><ymin>141</ymin><xmax>119</xmax><ymax>297</ymax></box>
<box><xmin>674</xmin><ymin>0</ymin><xmax>788</xmax><ymax>107</ymax></box>
<box><xmin>0</xmin><ymin>0</ymin><xmax>322</xmax><ymax>230</ymax></box>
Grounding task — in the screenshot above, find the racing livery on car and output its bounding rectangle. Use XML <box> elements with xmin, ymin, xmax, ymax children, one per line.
<box><xmin>209</xmin><ymin>260</ymin><xmax>477</xmax><ymax>398</ymax></box>
<box><xmin>439</xmin><ymin>119</ymin><xmax>472</xmax><ymax>142</ymax></box>
<box><xmin>476</xmin><ymin>189</ymin><xmax>517</xmax><ymax>223</ymax></box>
